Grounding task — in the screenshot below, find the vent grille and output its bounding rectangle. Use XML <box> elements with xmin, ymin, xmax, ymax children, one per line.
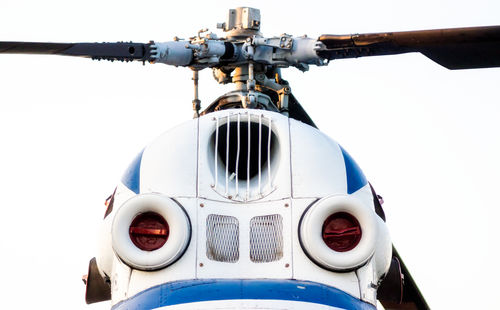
<box><xmin>250</xmin><ymin>214</ymin><xmax>283</xmax><ymax>263</ymax></box>
<box><xmin>206</xmin><ymin>214</ymin><xmax>239</xmax><ymax>263</ymax></box>
<box><xmin>211</xmin><ymin>112</ymin><xmax>277</xmax><ymax>201</ymax></box>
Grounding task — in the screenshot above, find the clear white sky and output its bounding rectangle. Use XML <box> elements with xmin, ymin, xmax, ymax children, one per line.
<box><xmin>0</xmin><ymin>1</ymin><xmax>499</xmax><ymax>309</ymax></box>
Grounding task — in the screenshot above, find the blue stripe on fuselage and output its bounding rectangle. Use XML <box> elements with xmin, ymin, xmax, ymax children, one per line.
<box><xmin>121</xmin><ymin>149</ymin><xmax>144</xmax><ymax>194</ymax></box>
<box><xmin>339</xmin><ymin>146</ymin><xmax>368</xmax><ymax>194</ymax></box>
<box><xmin>112</xmin><ymin>279</ymin><xmax>375</xmax><ymax>310</ymax></box>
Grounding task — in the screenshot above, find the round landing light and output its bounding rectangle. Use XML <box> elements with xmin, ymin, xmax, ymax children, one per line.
<box><xmin>112</xmin><ymin>193</ymin><xmax>191</xmax><ymax>270</ymax></box>
<box><xmin>299</xmin><ymin>195</ymin><xmax>378</xmax><ymax>271</ymax></box>
<box><xmin>322</xmin><ymin>212</ymin><xmax>361</xmax><ymax>252</ymax></box>
<box><xmin>129</xmin><ymin>212</ymin><xmax>169</xmax><ymax>251</ymax></box>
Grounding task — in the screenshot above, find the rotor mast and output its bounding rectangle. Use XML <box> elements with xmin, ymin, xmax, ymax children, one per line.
<box><xmin>206</xmin><ymin>7</ymin><xmax>316</xmax><ymax>114</ymax></box>
<box><xmin>212</xmin><ymin>8</ymin><xmax>274</xmax><ymax>111</ymax></box>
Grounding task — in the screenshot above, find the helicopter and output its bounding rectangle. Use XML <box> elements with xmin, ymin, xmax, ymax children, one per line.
<box><xmin>0</xmin><ymin>2</ymin><xmax>500</xmax><ymax>310</ymax></box>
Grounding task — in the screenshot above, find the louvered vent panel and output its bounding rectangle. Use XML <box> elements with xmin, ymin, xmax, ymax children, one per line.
<box><xmin>250</xmin><ymin>214</ymin><xmax>283</xmax><ymax>263</ymax></box>
<box><xmin>206</xmin><ymin>214</ymin><xmax>239</xmax><ymax>263</ymax></box>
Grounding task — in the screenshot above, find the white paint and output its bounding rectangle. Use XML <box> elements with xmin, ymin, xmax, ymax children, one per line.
<box><xmin>97</xmin><ymin>183</ymin><xmax>136</xmax><ymax>279</ymax></box>
<box><xmin>355</xmin><ymin>260</ymin><xmax>378</xmax><ymax>305</ymax></box>
<box><xmin>141</xmin><ymin>120</ymin><xmax>198</xmax><ymax>197</ymax></box>
<box><xmin>110</xmin><ymin>254</ymin><xmax>131</xmax><ymax>305</ymax></box>
<box><xmin>290</xmin><ymin>119</ymin><xmax>347</xmax><ymax>197</ymax></box>
<box><xmin>372</xmin><ymin>218</ymin><xmax>392</xmax><ymax>281</ymax></box>
<box><xmin>155</xmin><ymin>299</ymin><xmax>345</xmax><ymax>310</ymax></box>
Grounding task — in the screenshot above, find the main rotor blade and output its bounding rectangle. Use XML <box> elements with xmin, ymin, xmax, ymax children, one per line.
<box><xmin>318</xmin><ymin>26</ymin><xmax>500</xmax><ymax>69</ymax></box>
<box><xmin>378</xmin><ymin>246</ymin><xmax>430</xmax><ymax>310</ymax></box>
<box><xmin>0</xmin><ymin>41</ymin><xmax>154</xmax><ymax>62</ymax></box>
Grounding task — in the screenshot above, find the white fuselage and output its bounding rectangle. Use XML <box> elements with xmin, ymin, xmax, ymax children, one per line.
<box><xmin>96</xmin><ymin>109</ymin><xmax>392</xmax><ymax>309</ymax></box>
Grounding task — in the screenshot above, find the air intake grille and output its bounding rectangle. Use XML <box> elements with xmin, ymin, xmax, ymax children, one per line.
<box><xmin>250</xmin><ymin>214</ymin><xmax>283</xmax><ymax>263</ymax></box>
<box><xmin>206</xmin><ymin>214</ymin><xmax>239</xmax><ymax>263</ymax></box>
<box><xmin>211</xmin><ymin>112</ymin><xmax>277</xmax><ymax>202</ymax></box>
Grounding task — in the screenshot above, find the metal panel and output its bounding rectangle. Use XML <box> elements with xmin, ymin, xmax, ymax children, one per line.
<box><xmin>196</xmin><ymin>198</ymin><xmax>292</xmax><ymax>279</ymax></box>
<box><xmin>289</xmin><ymin>118</ymin><xmax>348</xmax><ymax>198</ymax></box>
<box><xmin>140</xmin><ymin>119</ymin><xmax>198</xmax><ymax>197</ymax></box>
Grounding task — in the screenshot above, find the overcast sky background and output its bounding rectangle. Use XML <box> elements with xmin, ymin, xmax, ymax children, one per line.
<box><xmin>0</xmin><ymin>1</ymin><xmax>499</xmax><ymax>309</ymax></box>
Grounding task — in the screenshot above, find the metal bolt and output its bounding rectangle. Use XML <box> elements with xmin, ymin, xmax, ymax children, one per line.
<box><xmin>284</xmin><ymin>203</ymin><xmax>289</xmax><ymax>208</ymax></box>
<box><xmin>200</xmin><ymin>203</ymin><xmax>204</xmax><ymax>208</ymax></box>
<box><xmin>285</xmin><ymin>263</ymin><xmax>290</xmax><ymax>268</ymax></box>
<box><xmin>199</xmin><ymin>263</ymin><xmax>204</xmax><ymax>267</ymax></box>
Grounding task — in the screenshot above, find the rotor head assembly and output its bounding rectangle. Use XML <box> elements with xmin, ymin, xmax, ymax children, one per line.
<box><xmin>1</xmin><ymin>7</ymin><xmax>499</xmax><ymax>117</ymax></box>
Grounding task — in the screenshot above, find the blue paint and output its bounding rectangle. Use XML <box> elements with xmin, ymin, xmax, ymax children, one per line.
<box><xmin>121</xmin><ymin>149</ymin><xmax>144</xmax><ymax>194</ymax></box>
<box><xmin>339</xmin><ymin>146</ymin><xmax>367</xmax><ymax>194</ymax></box>
<box><xmin>112</xmin><ymin>279</ymin><xmax>376</xmax><ymax>310</ymax></box>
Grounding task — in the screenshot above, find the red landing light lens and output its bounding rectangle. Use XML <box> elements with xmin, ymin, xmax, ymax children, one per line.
<box><xmin>322</xmin><ymin>212</ymin><xmax>362</xmax><ymax>252</ymax></box>
<box><xmin>129</xmin><ymin>212</ymin><xmax>169</xmax><ymax>251</ymax></box>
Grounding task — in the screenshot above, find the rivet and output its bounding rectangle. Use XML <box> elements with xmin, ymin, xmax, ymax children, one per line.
<box><xmin>285</xmin><ymin>263</ymin><xmax>290</xmax><ymax>268</ymax></box>
<box><xmin>284</xmin><ymin>203</ymin><xmax>289</xmax><ymax>208</ymax></box>
<box><xmin>200</xmin><ymin>203</ymin><xmax>204</xmax><ymax>208</ymax></box>
<box><xmin>199</xmin><ymin>263</ymin><xmax>204</xmax><ymax>267</ymax></box>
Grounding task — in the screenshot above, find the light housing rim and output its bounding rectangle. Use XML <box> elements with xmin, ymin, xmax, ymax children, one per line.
<box><xmin>299</xmin><ymin>195</ymin><xmax>378</xmax><ymax>271</ymax></box>
<box><xmin>112</xmin><ymin>193</ymin><xmax>191</xmax><ymax>271</ymax></box>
